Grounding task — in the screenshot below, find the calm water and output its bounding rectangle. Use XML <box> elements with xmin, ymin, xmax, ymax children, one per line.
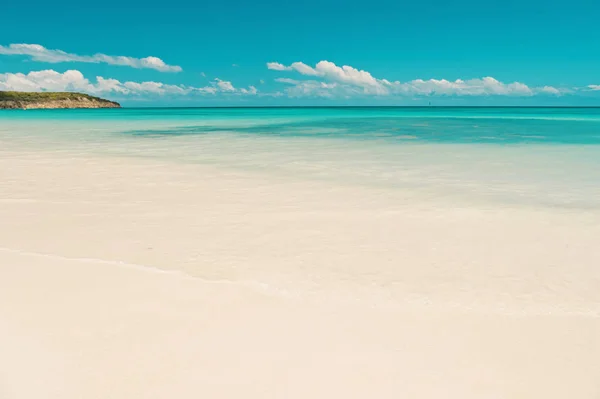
<box><xmin>2</xmin><ymin>106</ymin><xmax>600</xmax><ymax>143</ymax></box>
<box><xmin>2</xmin><ymin>107</ymin><xmax>600</xmax><ymax>209</ymax></box>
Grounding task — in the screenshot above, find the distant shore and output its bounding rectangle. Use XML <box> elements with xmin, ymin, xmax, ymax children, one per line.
<box><xmin>0</xmin><ymin>91</ymin><xmax>120</xmax><ymax>110</ymax></box>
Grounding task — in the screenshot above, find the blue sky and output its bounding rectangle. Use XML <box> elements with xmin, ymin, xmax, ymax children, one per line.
<box><xmin>1</xmin><ymin>0</ymin><xmax>599</xmax><ymax>106</ymax></box>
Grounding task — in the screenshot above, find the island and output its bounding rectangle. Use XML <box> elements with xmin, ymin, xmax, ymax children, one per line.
<box><xmin>0</xmin><ymin>91</ymin><xmax>121</xmax><ymax>110</ymax></box>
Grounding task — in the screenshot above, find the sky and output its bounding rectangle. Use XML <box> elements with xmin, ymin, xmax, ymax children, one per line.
<box><xmin>1</xmin><ymin>0</ymin><xmax>599</xmax><ymax>106</ymax></box>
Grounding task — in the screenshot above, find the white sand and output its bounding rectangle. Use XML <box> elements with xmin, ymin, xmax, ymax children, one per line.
<box><xmin>1</xmin><ymin>151</ymin><xmax>600</xmax><ymax>398</ymax></box>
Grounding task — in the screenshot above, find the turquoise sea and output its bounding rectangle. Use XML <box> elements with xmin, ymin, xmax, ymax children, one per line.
<box><xmin>2</xmin><ymin>107</ymin><xmax>600</xmax><ymax>209</ymax></box>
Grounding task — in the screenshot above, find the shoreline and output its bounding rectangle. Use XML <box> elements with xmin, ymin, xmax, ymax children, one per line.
<box><xmin>1</xmin><ymin>150</ymin><xmax>599</xmax><ymax>313</ymax></box>
<box><xmin>1</xmin><ymin>147</ymin><xmax>600</xmax><ymax>398</ymax></box>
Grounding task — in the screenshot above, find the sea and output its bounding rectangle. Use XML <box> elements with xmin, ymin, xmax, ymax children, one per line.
<box><xmin>2</xmin><ymin>106</ymin><xmax>599</xmax><ymax>210</ymax></box>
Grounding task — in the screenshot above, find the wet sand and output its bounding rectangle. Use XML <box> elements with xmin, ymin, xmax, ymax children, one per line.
<box><xmin>1</xmin><ymin>151</ymin><xmax>599</xmax><ymax>398</ymax></box>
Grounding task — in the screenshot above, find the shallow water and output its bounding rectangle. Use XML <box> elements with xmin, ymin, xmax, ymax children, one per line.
<box><xmin>2</xmin><ymin>107</ymin><xmax>600</xmax><ymax>209</ymax></box>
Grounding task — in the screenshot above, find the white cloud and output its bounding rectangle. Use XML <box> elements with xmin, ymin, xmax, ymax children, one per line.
<box><xmin>289</xmin><ymin>62</ymin><xmax>322</xmax><ymax>77</ymax></box>
<box><xmin>269</xmin><ymin>61</ymin><xmax>387</xmax><ymax>94</ymax></box>
<box><xmin>538</xmin><ymin>86</ymin><xmax>561</xmax><ymax>95</ymax></box>
<box><xmin>275</xmin><ymin>78</ymin><xmax>301</xmax><ymax>85</ymax></box>
<box><xmin>588</xmin><ymin>85</ymin><xmax>600</xmax><ymax>91</ymax></box>
<box><xmin>314</xmin><ymin>61</ymin><xmax>386</xmax><ymax>93</ymax></box>
<box><xmin>0</xmin><ymin>43</ymin><xmax>182</xmax><ymax>72</ymax></box>
<box><xmin>268</xmin><ymin>60</ymin><xmax>565</xmax><ymax>98</ymax></box>
<box><xmin>215</xmin><ymin>78</ymin><xmax>235</xmax><ymax>92</ymax></box>
<box><xmin>266</xmin><ymin>62</ymin><xmax>289</xmax><ymax>71</ymax></box>
<box><xmin>284</xmin><ymin>80</ymin><xmax>342</xmax><ymax>98</ymax></box>
<box><xmin>275</xmin><ymin>77</ymin><xmax>344</xmax><ymax>98</ymax></box>
<box><xmin>122</xmin><ymin>81</ymin><xmax>192</xmax><ymax>95</ymax></box>
<box><xmin>240</xmin><ymin>86</ymin><xmax>258</xmax><ymax>95</ymax></box>
<box><xmin>0</xmin><ymin>69</ymin><xmax>92</xmax><ymax>93</ymax></box>
<box><xmin>0</xmin><ymin>69</ymin><xmax>258</xmax><ymax>97</ymax></box>
<box><xmin>391</xmin><ymin>77</ymin><xmax>534</xmax><ymax>96</ymax></box>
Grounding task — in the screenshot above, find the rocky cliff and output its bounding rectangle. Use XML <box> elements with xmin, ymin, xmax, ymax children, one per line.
<box><xmin>0</xmin><ymin>91</ymin><xmax>121</xmax><ymax>109</ymax></box>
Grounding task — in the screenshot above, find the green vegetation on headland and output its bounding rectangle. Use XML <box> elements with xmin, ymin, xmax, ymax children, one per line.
<box><xmin>0</xmin><ymin>91</ymin><xmax>121</xmax><ymax>109</ymax></box>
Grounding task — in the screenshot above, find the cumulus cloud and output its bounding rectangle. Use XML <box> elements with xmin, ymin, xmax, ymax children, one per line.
<box><xmin>269</xmin><ymin>61</ymin><xmax>388</xmax><ymax>94</ymax></box>
<box><xmin>0</xmin><ymin>43</ymin><xmax>182</xmax><ymax>72</ymax></box>
<box><xmin>266</xmin><ymin>62</ymin><xmax>290</xmax><ymax>71</ymax></box>
<box><xmin>275</xmin><ymin>78</ymin><xmax>301</xmax><ymax>85</ymax></box>
<box><xmin>240</xmin><ymin>86</ymin><xmax>258</xmax><ymax>95</ymax></box>
<box><xmin>538</xmin><ymin>86</ymin><xmax>561</xmax><ymax>95</ymax></box>
<box><xmin>215</xmin><ymin>78</ymin><xmax>235</xmax><ymax>92</ymax></box>
<box><xmin>286</xmin><ymin>81</ymin><xmax>341</xmax><ymax>98</ymax></box>
<box><xmin>274</xmin><ymin>78</ymin><xmax>341</xmax><ymax>98</ymax></box>
<box><xmin>392</xmin><ymin>77</ymin><xmax>533</xmax><ymax>96</ymax></box>
<box><xmin>0</xmin><ymin>69</ymin><xmax>92</xmax><ymax>93</ymax></box>
<box><xmin>269</xmin><ymin>60</ymin><xmax>564</xmax><ymax>98</ymax></box>
<box><xmin>267</xmin><ymin>61</ymin><xmax>323</xmax><ymax>76</ymax></box>
<box><xmin>0</xmin><ymin>69</ymin><xmax>258</xmax><ymax>97</ymax></box>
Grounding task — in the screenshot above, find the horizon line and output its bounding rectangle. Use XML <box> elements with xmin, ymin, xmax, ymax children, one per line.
<box><xmin>112</xmin><ymin>105</ymin><xmax>600</xmax><ymax>109</ymax></box>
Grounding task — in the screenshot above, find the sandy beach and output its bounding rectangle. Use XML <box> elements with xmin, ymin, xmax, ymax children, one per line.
<box><xmin>1</xmin><ymin>149</ymin><xmax>600</xmax><ymax>398</ymax></box>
